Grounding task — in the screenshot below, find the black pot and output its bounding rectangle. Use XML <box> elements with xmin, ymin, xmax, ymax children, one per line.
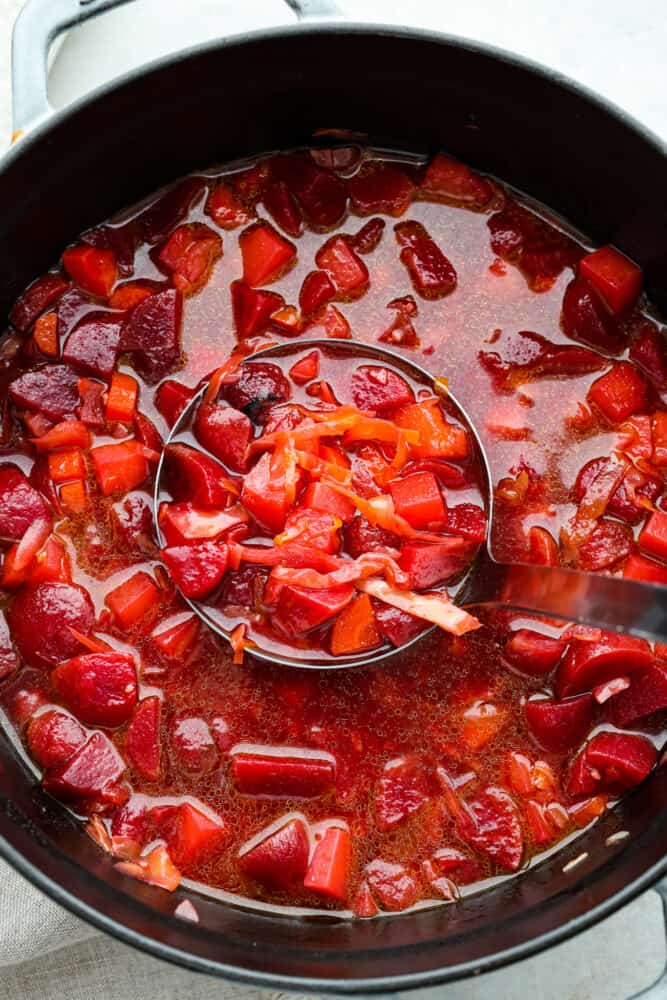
<box><xmin>1</xmin><ymin>0</ymin><xmax>667</xmax><ymax>992</ymax></box>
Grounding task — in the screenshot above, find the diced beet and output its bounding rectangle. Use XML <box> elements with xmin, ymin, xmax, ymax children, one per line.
<box><xmin>638</xmin><ymin>510</ymin><xmax>667</xmax><ymax>562</ymax></box>
<box><xmin>556</xmin><ymin>632</ymin><xmax>654</xmax><ymax>699</ymax></box>
<box><xmin>162</xmin><ymin>542</ymin><xmax>228</xmax><ymax>599</ymax></box>
<box><xmin>163</xmin><ymin>443</ymin><xmax>234</xmax><ymax>508</ymax></box>
<box><xmin>224</xmin><ymin>362</ymin><xmax>291</xmax><ymax>420</ymax></box>
<box><xmin>134</xmin><ymin>411</ymin><xmax>163</xmax><ymax>454</ymax></box>
<box><xmin>299</xmin><ymin>270</ymin><xmax>336</xmax><ymax>316</ymax></box>
<box><xmin>289</xmin><ymin>350</ymin><xmax>320</xmax><ymax>386</ymax></box>
<box><xmin>304</xmin><ymin>825</ymin><xmax>352</xmax><ymax>902</ymax></box>
<box><xmin>239</xmin><ymin>452</ymin><xmax>292</xmax><ymax>534</ymax></box>
<box><xmin>0</xmin><ymin>611</ymin><xmax>18</xmax><ymax>680</ymax></box>
<box><xmin>156</xmin><ymin>222</ymin><xmax>222</xmax><ymax>295</ymax></box>
<box><xmin>62</xmin><ymin>315</ymin><xmax>122</xmax><ymax>379</ymax></box>
<box><xmin>62</xmin><ymin>246</ymin><xmax>116</xmax><ymax>299</ymax></box>
<box><xmin>0</xmin><ymin>465</ymin><xmax>50</xmax><ymax>541</ymax></box>
<box><xmin>315</xmin><ymin>237</ymin><xmax>369</xmax><ymax>298</ymax></box>
<box><xmin>158</xmin><ymin>802</ymin><xmax>226</xmax><ymax>869</ymax></box>
<box><xmin>579</xmin><ymin>245</ymin><xmax>642</xmax><ymax>315</ymax></box>
<box><xmin>306</xmin><ymin>304</ymin><xmax>351</xmax><ymax>340</ymax></box>
<box><xmin>489</xmin><ymin>200</ymin><xmax>580</xmax><ymax>290</ymax></box>
<box><xmin>125</xmin><ymin>696</ymin><xmax>161</xmax><ymax>781</ymax></box>
<box><xmin>10</xmin><ymin>364</ymin><xmax>79</xmax><ymax>420</ymax></box>
<box><xmin>77</xmin><ymin>377</ymin><xmax>105</xmax><ymax>428</ymax></box>
<box><xmin>81</xmin><ymin>221</ymin><xmax>138</xmax><ymax>279</ymax></box>
<box><xmin>629</xmin><ymin>320</ymin><xmax>667</xmax><ymax>392</ymax></box>
<box><xmin>138</xmin><ymin>176</ymin><xmax>206</xmax><ymax>243</ymax></box>
<box><xmin>428</xmin><ymin>847</ymin><xmax>483</xmax><ymax>886</ymax></box>
<box><xmin>239</xmin><ymin>817</ymin><xmax>310</xmax><ymax>891</ymax></box>
<box><xmin>274</xmin><ymin>585</ymin><xmax>355</xmax><ymax>638</ymax></box>
<box><xmin>43</xmin><ymin>731</ymin><xmax>127</xmax><ymax>808</ymax></box>
<box><xmin>445</xmin><ymin>504</ymin><xmax>487</xmax><ymax>542</ymax></box>
<box><xmin>232</xmin><ymin>748</ymin><xmax>335</xmax><ymax>797</ymax></box>
<box><xmin>365</xmin><ymin>859</ymin><xmax>419</xmax><ymax>911</ymax></box>
<box><xmin>218</xmin><ymin>565</ymin><xmax>268</xmax><ymax>610</ymax></box>
<box><xmin>240</xmin><ymin>221</ymin><xmax>295</xmax><ymax>286</ymax></box>
<box><xmin>343</xmin><ymin>517</ymin><xmax>400</xmax><ymax>558</ymax></box>
<box><xmin>27</xmin><ymin>709</ymin><xmax>86</xmax><ymax>768</ymax></box>
<box><xmin>120</xmin><ymin>288</ymin><xmax>182</xmax><ymax>383</ymax></box>
<box><xmin>263</xmin><ymin>180</ymin><xmax>303</xmax><ymax>237</ymax></box>
<box><xmin>390</xmin><ymin>474</ymin><xmax>446</xmax><ymax>528</ymax></box>
<box><xmin>170</xmin><ymin>715</ymin><xmax>218</xmax><ymax>774</ymax></box>
<box><xmin>504</xmin><ymin>629</ymin><xmax>566</xmax><ymax>675</ymax></box>
<box><xmin>194</xmin><ymin>401</ymin><xmax>252</xmax><ymax>472</ymax></box>
<box><xmin>479</xmin><ymin>329</ymin><xmax>604</xmax><ymax>389</ymax></box>
<box><xmin>399</xmin><ymin>540</ymin><xmax>468</xmax><ymax>589</ymax></box>
<box><xmin>155</xmin><ymin>379</ymin><xmax>195</xmax><ymax>428</ymax></box>
<box><xmin>525</xmin><ymin>694</ymin><xmax>594</xmax><ymax>752</ymax></box>
<box><xmin>302</xmin><ymin>481</ymin><xmax>356</xmax><ymax>524</ymax></box>
<box><xmin>420</xmin><ymin>152</ymin><xmax>493</xmax><ymax>207</ymax></box>
<box><xmin>611</xmin><ymin>663</ymin><xmax>667</xmax><ymax>727</ymax></box>
<box><xmin>206</xmin><ymin>182</ymin><xmax>253</xmax><ymax>229</ymax></box>
<box><xmin>588</xmin><ymin>362</ymin><xmax>647</xmax><ymax>423</ymax></box>
<box><xmin>458</xmin><ymin>786</ymin><xmax>523</xmax><ymax>872</ymax></box>
<box><xmin>110</xmin><ymin>795</ymin><xmax>149</xmax><ymax>840</ymax></box>
<box><xmin>373</xmin><ymin>601</ymin><xmax>427</xmax><ymax>647</ymax></box>
<box><xmin>110</xmin><ymin>491</ymin><xmax>156</xmax><ymax>557</ymax></box>
<box><xmin>348</xmin><ymin>163</ymin><xmax>415</xmax><ymax>217</ymax></box>
<box><xmin>351</xmin><ymin>365</ymin><xmax>414</xmax><ymax>413</ymax></box>
<box><xmin>395</xmin><ymin>221</ymin><xmax>457</xmax><ymax>299</ymax></box>
<box><xmin>574</xmin><ymin>518</ymin><xmax>634</xmax><ymax>572</ymax></box>
<box><xmin>561</xmin><ymin>278</ymin><xmax>623</xmax><ymax>353</ymax></box>
<box><xmin>274</xmin><ymin>153</ymin><xmax>348</xmax><ymax>229</ymax></box>
<box><xmin>10</xmin><ymin>273</ymin><xmax>70</xmax><ymax>333</ymax></box>
<box><xmin>53</xmin><ymin>652</ymin><xmax>137</xmax><ymax>727</ymax></box>
<box><xmin>623</xmin><ymin>551</ymin><xmax>667</xmax><ymax>585</ymax></box>
<box><xmin>567</xmin><ymin>731</ymin><xmax>657</xmax><ymax>796</ymax></box>
<box><xmin>376</xmin><ymin>754</ymin><xmax>430</xmax><ymax>830</ymax></box>
<box><xmin>574</xmin><ymin>456</ymin><xmax>661</xmax><ymax>526</ymax></box>
<box><xmin>350</xmin><ymin>218</ymin><xmax>386</xmax><ymax>254</ymax></box>
<box><xmin>9</xmin><ymin>581</ymin><xmax>94</xmax><ymax>668</ymax></box>
<box><xmin>231</xmin><ymin>281</ymin><xmax>284</xmax><ymax>339</ymax></box>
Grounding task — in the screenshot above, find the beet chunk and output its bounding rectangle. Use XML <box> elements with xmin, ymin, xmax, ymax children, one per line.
<box><xmin>224</xmin><ymin>362</ymin><xmax>291</xmax><ymax>421</ymax></box>
<box><xmin>0</xmin><ymin>465</ymin><xmax>50</xmax><ymax>541</ymax></box>
<box><xmin>239</xmin><ymin>818</ymin><xmax>310</xmax><ymax>891</ymax></box>
<box><xmin>138</xmin><ymin>177</ymin><xmax>206</xmax><ymax>243</ymax></box>
<box><xmin>63</xmin><ymin>315</ymin><xmax>122</xmax><ymax>379</ymax></box>
<box><xmin>0</xmin><ymin>610</ymin><xmax>19</xmax><ymax>680</ymax></box>
<box><xmin>120</xmin><ymin>288</ymin><xmax>182</xmax><ymax>383</ymax></box>
<box><xmin>10</xmin><ymin>273</ymin><xmax>70</xmax><ymax>333</ymax></box>
<box><xmin>194</xmin><ymin>401</ymin><xmax>252</xmax><ymax>473</ymax></box>
<box><xmin>8</xmin><ymin>582</ymin><xmax>94</xmax><ymax>668</ymax></box>
<box><xmin>43</xmin><ymin>731</ymin><xmax>127</xmax><ymax>810</ymax></box>
<box><xmin>343</xmin><ymin>517</ymin><xmax>400</xmax><ymax>558</ymax></box>
<box><xmin>9</xmin><ymin>364</ymin><xmax>80</xmax><ymax>420</ymax></box>
<box><xmin>53</xmin><ymin>652</ymin><xmax>138</xmax><ymax>728</ymax></box>
<box><xmin>27</xmin><ymin>709</ymin><xmax>86</xmax><ymax>768</ymax></box>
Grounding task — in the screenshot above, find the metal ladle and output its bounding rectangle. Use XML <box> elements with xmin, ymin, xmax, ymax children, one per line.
<box><xmin>154</xmin><ymin>339</ymin><xmax>667</xmax><ymax>669</ymax></box>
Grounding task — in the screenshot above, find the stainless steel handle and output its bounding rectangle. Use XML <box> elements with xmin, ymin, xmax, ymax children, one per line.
<box><xmin>11</xmin><ymin>0</ymin><xmax>343</xmax><ymax>137</ymax></box>
<box><xmin>463</xmin><ymin>553</ymin><xmax>667</xmax><ymax>644</ymax></box>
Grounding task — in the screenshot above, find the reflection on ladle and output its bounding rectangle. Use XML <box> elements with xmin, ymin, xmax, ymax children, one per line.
<box><xmin>154</xmin><ymin>340</ymin><xmax>667</xmax><ymax>670</ymax></box>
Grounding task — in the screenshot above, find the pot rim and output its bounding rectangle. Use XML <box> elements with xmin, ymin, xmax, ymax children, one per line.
<box><xmin>2</xmin><ymin>19</ymin><xmax>666</xmax><ymax>992</ymax></box>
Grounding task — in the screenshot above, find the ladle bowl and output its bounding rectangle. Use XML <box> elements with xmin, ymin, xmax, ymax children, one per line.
<box><xmin>155</xmin><ymin>339</ymin><xmax>667</xmax><ymax>669</ymax></box>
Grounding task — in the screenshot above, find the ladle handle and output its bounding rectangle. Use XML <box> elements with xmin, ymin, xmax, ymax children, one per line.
<box><xmin>463</xmin><ymin>552</ymin><xmax>667</xmax><ymax>643</ymax></box>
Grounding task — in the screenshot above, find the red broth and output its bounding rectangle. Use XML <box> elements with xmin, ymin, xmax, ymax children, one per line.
<box><xmin>0</xmin><ymin>146</ymin><xmax>666</xmax><ymax>915</ymax></box>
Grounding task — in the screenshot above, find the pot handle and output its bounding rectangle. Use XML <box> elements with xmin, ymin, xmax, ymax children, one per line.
<box><xmin>11</xmin><ymin>0</ymin><xmax>138</xmax><ymax>137</ymax></box>
<box><xmin>11</xmin><ymin>0</ymin><xmax>341</xmax><ymax>138</ymax></box>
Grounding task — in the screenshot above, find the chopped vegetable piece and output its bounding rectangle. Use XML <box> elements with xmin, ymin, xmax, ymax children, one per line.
<box><xmin>232</xmin><ymin>748</ymin><xmax>335</xmax><ymax>797</ymax></box>
<box><xmin>105</xmin><ymin>571</ymin><xmax>161</xmax><ymax>628</ymax></box>
<box><xmin>105</xmin><ymin>372</ymin><xmax>138</xmax><ymax>423</ymax></box>
<box><xmin>240</xmin><ymin>221</ymin><xmax>296</xmax><ymax>286</ymax></box>
<box><xmin>304</xmin><ymin>826</ymin><xmax>352</xmax><ymax>901</ymax></box>
<box><xmin>239</xmin><ymin>818</ymin><xmax>310</xmax><ymax>891</ymax></box>
<box><xmin>330</xmin><ymin>593</ymin><xmax>380</xmax><ymax>655</ymax></box>
<box><xmin>588</xmin><ymin>362</ymin><xmax>647</xmax><ymax>423</ymax></box>
<box><xmin>91</xmin><ymin>441</ymin><xmax>151</xmax><ymax>496</ymax></box>
<box><xmin>54</xmin><ymin>651</ymin><xmax>137</xmax><ymax>727</ymax></box>
<box><xmin>62</xmin><ymin>245</ymin><xmax>117</xmax><ymax>298</ymax></box>
<box><xmin>359</xmin><ymin>579</ymin><xmax>479</xmax><ymax>636</ymax></box>
<box><xmin>579</xmin><ymin>245</ymin><xmax>642</xmax><ymax>315</ymax></box>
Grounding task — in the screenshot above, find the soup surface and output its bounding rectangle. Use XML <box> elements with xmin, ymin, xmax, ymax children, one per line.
<box><xmin>1</xmin><ymin>145</ymin><xmax>666</xmax><ymax>916</ymax></box>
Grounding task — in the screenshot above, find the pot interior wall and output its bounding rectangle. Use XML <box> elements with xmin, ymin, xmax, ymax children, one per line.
<box><xmin>0</xmin><ymin>25</ymin><xmax>666</xmax><ymax>990</ymax></box>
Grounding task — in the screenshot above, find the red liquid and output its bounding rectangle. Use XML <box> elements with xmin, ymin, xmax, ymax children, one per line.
<box><xmin>1</xmin><ymin>147</ymin><xmax>666</xmax><ymax>915</ymax></box>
